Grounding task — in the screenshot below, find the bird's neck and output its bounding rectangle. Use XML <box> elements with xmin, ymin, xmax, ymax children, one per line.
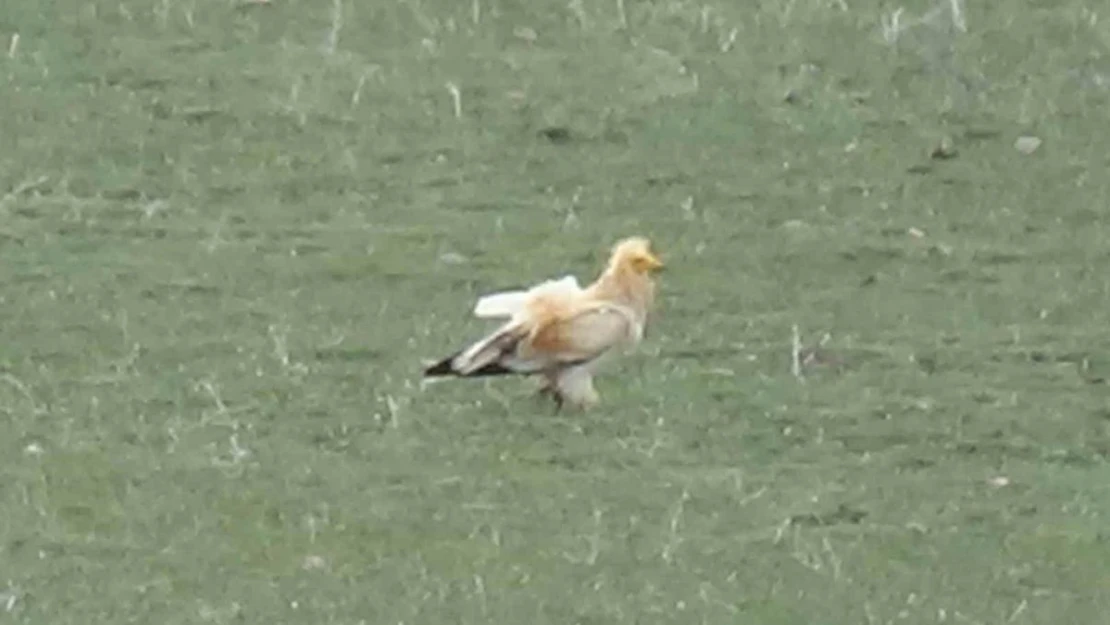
<box><xmin>590</xmin><ymin>267</ymin><xmax>655</xmax><ymax>320</ymax></box>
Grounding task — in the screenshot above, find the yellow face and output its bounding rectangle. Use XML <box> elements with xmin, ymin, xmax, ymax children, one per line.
<box><xmin>630</xmin><ymin>250</ymin><xmax>664</xmax><ymax>273</ymax></box>
<box><xmin>615</xmin><ymin>237</ymin><xmax>664</xmax><ymax>275</ymax></box>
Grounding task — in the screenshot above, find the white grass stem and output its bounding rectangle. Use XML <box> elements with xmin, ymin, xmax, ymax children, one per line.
<box><xmin>791</xmin><ymin>324</ymin><xmax>804</xmax><ymax>381</ymax></box>
<box><xmin>1</xmin><ymin>373</ymin><xmax>41</xmax><ymax>414</ymax></box>
<box><xmin>822</xmin><ymin>536</ymin><xmax>842</xmax><ymax>580</ymax></box>
<box><xmin>585</xmin><ymin>507</ymin><xmax>602</xmax><ymax>565</ymax></box>
<box><xmin>948</xmin><ymin>0</ymin><xmax>967</xmax><ymax>32</ymax></box>
<box><xmin>8</xmin><ymin>33</ymin><xmax>19</xmax><ymax>58</ymax></box>
<box><xmin>661</xmin><ymin>489</ymin><xmax>688</xmax><ymax>563</ymax></box>
<box><xmin>350</xmin><ymin>74</ymin><xmax>366</xmax><ymax>108</ymax></box>
<box><xmin>568</xmin><ymin>0</ymin><xmax>588</xmax><ymax>28</ymax></box>
<box><xmin>201</xmin><ymin>381</ymin><xmax>227</xmax><ymax>414</ymax></box>
<box><xmin>474</xmin><ymin>575</ymin><xmax>488</xmax><ymax>615</ymax></box>
<box><xmin>269</xmin><ymin>325</ymin><xmax>290</xmax><ymax>367</ymax></box>
<box><xmin>386</xmin><ymin>394</ymin><xmax>401</xmax><ymax>428</ymax></box>
<box><xmin>325</xmin><ymin>0</ymin><xmax>343</xmax><ymax>55</ymax></box>
<box><xmin>720</xmin><ymin>28</ymin><xmax>737</xmax><ymax>52</ymax></box>
<box><xmin>446</xmin><ymin>82</ymin><xmax>462</xmax><ymax>118</ymax></box>
<box><xmin>1007</xmin><ymin>599</ymin><xmax>1028</xmax><ymax>622</ymax></box>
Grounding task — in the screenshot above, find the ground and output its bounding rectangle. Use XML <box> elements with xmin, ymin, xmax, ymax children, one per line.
<box><xmin>3</xmin><ymin>0</ymin><xmax>1110</xmax><ymax>622</ymax></box>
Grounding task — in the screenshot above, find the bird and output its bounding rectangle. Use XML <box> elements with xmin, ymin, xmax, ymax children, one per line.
<box><xmin>423</xmin><ymin>236</ymin><xmax>664</xmax><ymax>410</ymax></box>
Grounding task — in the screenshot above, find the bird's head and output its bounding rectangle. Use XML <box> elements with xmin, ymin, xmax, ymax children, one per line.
<box><xmin>608</xmin><ymin>236</ymin><xmax>664</xmax><ymax>276</ymax></box>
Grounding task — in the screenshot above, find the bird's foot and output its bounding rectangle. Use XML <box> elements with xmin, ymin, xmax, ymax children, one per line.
<box><xmin>534</xmin><ymin>384</ymin><xmax>564</xmax><ymax>412</ymax></box>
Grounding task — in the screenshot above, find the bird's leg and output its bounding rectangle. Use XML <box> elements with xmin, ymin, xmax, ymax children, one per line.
<box><xmin>535</xmin><ymin>372</ymin><xmax>558</xmax><ymax>400</ymax></box>
<box><xmin>553</xmin><ymin>367</ymin><xmax>599</xmax><ymax>412</ymax></box>
<box><xmin>536</xmin><ymin>384</ymin><xmax>565</xmax><ymax>413</ymax></box>
<box><xmin>551</xmin><ymin>389</ymin><xmax>564</xmax><ymax>413</ymax></box>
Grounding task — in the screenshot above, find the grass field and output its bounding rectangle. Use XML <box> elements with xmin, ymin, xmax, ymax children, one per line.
<box><xmin>4</xmin><ymin>0</ymin><xmax>1110</xmax><ymax>622</ymax></box>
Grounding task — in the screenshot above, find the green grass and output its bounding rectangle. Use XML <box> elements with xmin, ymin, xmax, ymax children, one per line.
<box><xmin>3</xmin><ymin>0</ymin><xmax>1110</xmax><ymax>622</ymax></box>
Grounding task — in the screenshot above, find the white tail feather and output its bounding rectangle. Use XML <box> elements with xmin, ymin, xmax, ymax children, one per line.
<box><xmin>472</xmin><ymin>275</ymin><xmax>582</xmax><ymax>319</ymax></box>
<box><xmin>535</xmin><ymin>275</ymin><xmax>582</xmax><ymax>295</ymax></box>
<box><xmin>473</xmin><ymin>291</ymin><xmax>528</xmax><ymax>318</ymax></box>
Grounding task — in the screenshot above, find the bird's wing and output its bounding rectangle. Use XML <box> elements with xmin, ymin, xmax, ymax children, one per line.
<box><xmin>473</xmin><ymin>275</ymin><xmax>581</xmax><ymax>319</ymax></box>
<box><xmin>518</xmin><ymin>300</ymin><xmax>641</xmax><ymax>364</ymax></box>
<box><xmin>429</xmin><ymin>300</ymin><xmax>639</xmax><ymax>378</ymax></box>
<box><xmin>442</xmin><ymin>320</ymin><xmax>532</xmax><ymax>376</ymax></box>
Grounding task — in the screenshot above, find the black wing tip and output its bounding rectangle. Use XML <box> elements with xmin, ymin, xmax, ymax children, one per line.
<box><xmin>467</xmin><ymin>362</ymin><xmax>518</xmax><ymax>377</ymax></box>
<box><xmin>422</xmin><ymin>357</ymin><xmax>519</xmax><ymax>378</ymax></box>
<box><xmin>423</xmin><ymin>357</ymin><xmax>456</xmax><ymax>377</ymax></box>
<box><xmin>424</xmin><ymin>361</ymin><xmax>455</xmax><ymax>377</ymax></box>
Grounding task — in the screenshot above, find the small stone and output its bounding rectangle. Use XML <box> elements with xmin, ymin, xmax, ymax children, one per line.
<box><xmin>930</xmin><ymin>137</ymin><xmax>958</xmax><ymax>160</ymax></box>
<box><xmin>513</xmin><ymin>26</ymin><xmax>538</xmax><ymax>43</ymax></box>
<box><xmin>302</xmin><ymin>554</ymin><xmax>328</xmax><ymax>570</ymax></box>
<box><xmin>1014</xmin><ymin>135</ymin><xmax>1042</xmax><ymax>155</ymax></box>
<box><xmin>439</xmin><ymin>252</ymin><xmax>468</xmax><ymax>265</ymax></box>
<box><xmin>928</xmin><ymin>243</ymin><xmax>953</xmax><ymax>257</ymax></box>
<box><xmin>538</xmin><ymin>126</ymin><xmax>572</xmax><ymax>143</ymax></box>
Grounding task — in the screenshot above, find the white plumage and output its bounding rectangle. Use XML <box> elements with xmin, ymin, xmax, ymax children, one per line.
<box><xmin>472</xmin><ymin>275</ymin><xmax>581</xmax><ymax>319</ymax></box>
<box><xmin>424</xmin><ymin>237</ymin><xmax>663</xmax><ymax>410</ymax></box>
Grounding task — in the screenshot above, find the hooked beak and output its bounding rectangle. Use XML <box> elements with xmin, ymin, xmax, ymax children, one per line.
<box><xmin>644</xmin><ymin>252</ymin><xmax>665</xmax><ymax>273</ymax></box>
